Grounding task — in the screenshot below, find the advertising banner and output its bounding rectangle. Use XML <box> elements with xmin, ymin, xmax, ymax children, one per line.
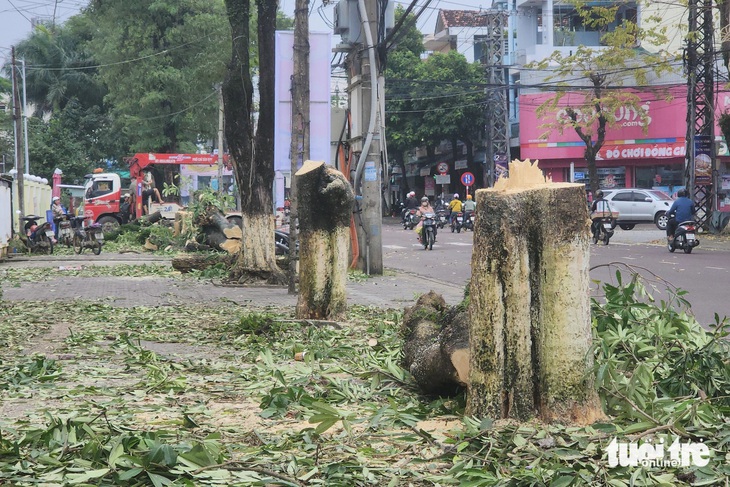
<box><xmin>693</xmin><ymin>135</ymin><xmax>713</xmax><ymax>185</ymax></box>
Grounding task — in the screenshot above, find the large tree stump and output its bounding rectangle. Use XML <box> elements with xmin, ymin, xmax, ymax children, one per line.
<box><xmin>467</xmin><ymin>160</ymin><xmax>601</xmax><ymax>423</ymax></box>
<box><xmin>194</xmin><ymin>207</ymin><xmax>242</xmax><ymax>254</ymax></box>
<box><xmin>295</xmin><ymin>160</ymin><xmax>354</xmax><ymax>320</ymax></box>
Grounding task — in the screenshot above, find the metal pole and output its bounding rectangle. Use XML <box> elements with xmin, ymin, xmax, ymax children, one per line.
<box><xmin>20</xmin><ymin>59</ymin><xmax>30</xmax><ymax>175</ymax></box>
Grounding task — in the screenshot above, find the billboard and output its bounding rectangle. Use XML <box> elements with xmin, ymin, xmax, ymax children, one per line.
<box><xmin>274</xmin><ymin>31</ymin><xmax>332</xmax><ymax>207</ymax></box>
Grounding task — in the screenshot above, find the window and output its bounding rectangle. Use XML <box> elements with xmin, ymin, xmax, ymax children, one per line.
<box><xmin>612</xmin><ymin>191</ymin><xmax>633</xmax><ymax>202</ymax></box>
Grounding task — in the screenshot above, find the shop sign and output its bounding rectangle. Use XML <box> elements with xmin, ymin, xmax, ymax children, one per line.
<box><xmin>599</xmin><ymin>142</ymin><xmax>686</xmax><ymax>160</ymax></box>
<box><xmin>455</xmin><ymin>159</ymin><xmax>468</xmax><ymax>170</ymax></box>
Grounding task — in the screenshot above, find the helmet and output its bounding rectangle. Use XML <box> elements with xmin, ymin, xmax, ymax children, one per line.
<box><xmin>408</xmin><ymin>191</ymin><xmax>415</xmax><ymax>197</ymax></box>
<box><xmin>594</xmin><ymin>190</ymin><xmax>603</xmax><ymax>199</ymax></box>
<box><xmin>421</xmin><ymin>196</ymin><xmax>429</xmax><ymax>203</ymax></box>
<box><xmin>52</xmin><ymin>196</ymin><xmax>60</xmax><ymax>202</ymax></box>
<box><xmin>467</xmin><ymin>194</ymin><xmax>472</xmax><ymax>200</ymax></box>
<box><xmin>454</xmin><ymin>193</ymin><xmax>459</xmax><ymax>198</ymax></box>
<box><xmin>123</xmin><ymin>193</ymin><xmax>131</xmax><ymax>198</ymax></box>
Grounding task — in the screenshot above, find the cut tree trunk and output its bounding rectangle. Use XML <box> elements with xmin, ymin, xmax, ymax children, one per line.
<box><xmin>467</xmin><ymin>160</ymin><xmax>602</xmax><ymax>423</ymax></box>
<box><xmin>295</xmin><ymin>160</ymin><xmax>354</xmax><ymax>320</ymax></box>
<box><xmin>172</xmin><ymin>253</ymin><xmax>233</xmax><ymax>273</ymax></box>
<box><xmin>402</xmin><ymin>291</ymin><xmax>469</xmax><ymax>395</ymax></box>
<box><xmin>194</xmin><ymin>207</ymin><xmax>242</xmax><ymax>254</ymax></box>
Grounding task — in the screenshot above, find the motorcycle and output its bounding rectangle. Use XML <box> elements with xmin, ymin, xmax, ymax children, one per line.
<box><xmin>591</xmin><ymin>216</ymin><xmax>615</xmax><ymax>245</ymax></box>
<box><xmin>451</xmin><ymin>211</ymin><xmax>464</xmax><ymax>233</ymax></box>
<box><xmin>20</xmin><ymin>215</ymin><xmax>55</xmax><ymax>254</ymax></box>
<box><xmin>668</xmin><ymin>221</ymin><xmax>700</xmax><ymax>254</ymax></box>
<box><xmin>403</xmin><ymin>208</ymin><xmax>419</xmax><ymax>230</ymax></box>
<box><xmin>420</xmin><ymin>213</ymin><xmax>437</xmax><ymax>250</ymax></box>
<box><xmin>435</xmin><ymin>210</ymin><xmax>449</xmax><ymax>229</ymax></box>
<box><xmin>55</xmin><ymin>214</ymin><xmax>74</xmax><ymax>247</ymax></box>
<box><xmin>462</xmin><ymin>211</ymin><xmax>475</xmax><ymax>231</ymax></box>
<box><xmin>71</xmin><ymin>216</ymin><xmax>104</xmax><ymax>255</ymax></box>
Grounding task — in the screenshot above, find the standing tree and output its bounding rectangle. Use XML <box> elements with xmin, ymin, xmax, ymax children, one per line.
<box><xmin>530</xmin><ymin>5</ymin><xmax>674</xmax><ymax>194</ymax></box>
<box><xmin>223</xmin><ymin>0</ymin><xmax>285</xmax><ymax>283</ymax></box>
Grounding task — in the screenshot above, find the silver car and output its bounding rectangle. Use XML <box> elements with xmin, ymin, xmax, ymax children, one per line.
<box><xmin>602</xmin><ymin>188</ymin><xmax>673</xmax><ymax>230</ymax></box>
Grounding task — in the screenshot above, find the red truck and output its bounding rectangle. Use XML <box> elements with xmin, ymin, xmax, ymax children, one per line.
<box><xmin>80</xmin><ymin>153</ymin><xmax>235</xmax><ymax>233</ymax></box>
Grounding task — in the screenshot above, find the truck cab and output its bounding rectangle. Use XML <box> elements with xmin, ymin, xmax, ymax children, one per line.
<box><xmin>81</xmin><ymin>172</ymin><xmax>125</xmax><ymax>233</ymax></box>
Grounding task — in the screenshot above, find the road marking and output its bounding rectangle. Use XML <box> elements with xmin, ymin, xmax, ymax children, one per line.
<box><xmin>383</xmin><ymin>245</ymin><xmax>408</xmax><ymax>249</ymax></box>
<box><xmin>447</xmin><ymin>242</ymin><xmax>473</xmax><ymax>246</ymax></box>
<box><xmin>706</xmin><ymin>266</ymin><xmax>726</xmax><ymax>270</ymax></box>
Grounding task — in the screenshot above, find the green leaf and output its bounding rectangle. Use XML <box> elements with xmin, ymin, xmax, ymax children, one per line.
<box><xmin>148</xmin><ymin>472</ymin><xmax>173</xmax><ymax>487</ymax></box>
<box><xmin>550</xmin><ymin>476</ymin><xmax>574</xmax><ymax>487</ymax></box>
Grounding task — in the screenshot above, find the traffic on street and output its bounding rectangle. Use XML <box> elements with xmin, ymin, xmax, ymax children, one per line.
<box><xmin>381</xmin><ymin>217</ymin><xmax>730</xmax><ymax>327</ymax></box>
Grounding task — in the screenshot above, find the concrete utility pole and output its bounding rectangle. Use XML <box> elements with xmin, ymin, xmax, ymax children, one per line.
<box><xmin>350</xmin><ymin>0</ymin><xmax>383</xmax><ymax>275</ymax></box>
<box><xmin>217</xmin><ymin>83</ymin><xmax>224</xmax><ymax>194</ymax></box>
<box><xmin>12</xmin><ymin>47</ymin><xmax>25</xmax><ymax>225</ymax></box>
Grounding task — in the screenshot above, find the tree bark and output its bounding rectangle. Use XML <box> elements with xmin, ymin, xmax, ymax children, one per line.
<box><xmin>467</xmin><ymin>160</ymin><xmax>601</xmax><ymax>423</ymax></box>
<box><xmin>295</xmin><ymin>161</ymin><xmax>354</xmax><ymax>319</ymax></box>
<box><xmin>172</xmin><ymin>253</ymin><xmax>233</xmax><ymax>273</ymax></box>
<box><xmin>288</xmin><ymin>0</ymin><xmax>310</xmax><ymax>294</ymax></box>
<box><xmin>223</xmin><ymin>0</ymin><xmax>284</xmax><ymax>283</ymax></box>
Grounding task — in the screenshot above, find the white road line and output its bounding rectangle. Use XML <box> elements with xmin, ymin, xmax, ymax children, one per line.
<box><xmin>706</xmin><ymin>266</ymin><xmax>726</xmax><ymax>270</ymax></box>
<box><xmin>383</xmin><ymin>245</ymin><xmax>408</xmax><ymax>249</ymax></box>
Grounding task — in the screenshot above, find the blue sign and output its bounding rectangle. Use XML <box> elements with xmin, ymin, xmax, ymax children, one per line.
<box><xmin>574</xmin><ymin>171</ymin><xmax>585</xmax><ymax>180</ymax></box>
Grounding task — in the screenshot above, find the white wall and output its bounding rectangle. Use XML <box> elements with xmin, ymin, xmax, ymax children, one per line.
<box><xmin>0</xmin><ymin>178</ymin><xmax>11</xmax><ymax>257</ymax></box>
<box><xmin>10</xmin><ymin>174</ymin><xmax>53</xmax><ymax>233</ymax></box>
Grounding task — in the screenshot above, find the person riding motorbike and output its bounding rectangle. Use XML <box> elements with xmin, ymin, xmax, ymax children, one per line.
<box><xmin>448</xmin><ymin>193</ymin><xmax>463</xmax><ymax>226</ymax></box>
<box><xmin>666</xmin><ymin>188</ymin><xmax>695</xmax><ymax>243</ymax></box>
<box><xmin>415</xmin><ymin>196</ymin><xmax>435</xmax><ymax>242</ymax></box>
<box><xmin>590</xmin><ymin>189</ymin><xmax>612</xmax><ymax>238</ymax></box>
<box><xmin>462</xmin><ymin>194</ymin><xmax>476</xmax><ymax>212</ymax></box>
<box><xmin>401</xmin><ymin>191</ymin><xmax>419</xmax><ymax>223</ymax></box>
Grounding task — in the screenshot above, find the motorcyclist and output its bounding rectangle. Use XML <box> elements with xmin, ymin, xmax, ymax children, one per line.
<box><xmin>590</xmin><ymin>189</ymin><xmax>612</xmax><ymax>238</ymax></box>
<box><xmin>666</xmin><ymin>188</ymin><xmax>695</xmax><ymax>243</ymax></box>
<box><xmin>415</xmin><ymin>196</ymin><xmax>435</xmax><ymax>242</ymax></box>
<box><xmin>463</xmin><ymin>194</ymin><xmax>476</xmax><ymax>212</ymax></box>
<box><xmin>402</xmin><ymin>191</ymin><xmax>418</xmax><ymax>223</ymax></box>
<box><xmin>448</xmin><ymin>193</ymin><xmax>463</xmax><ymax>226</ymax></box>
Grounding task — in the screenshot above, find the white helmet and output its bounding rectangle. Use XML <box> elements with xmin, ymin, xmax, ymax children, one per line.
<box><xmin>453</xmin><ymin>193</ymin><xmax>459</xmax><ymax>198</ymax></box>
<box><xmin>52</xmin><ymin>196</ymin><xmax>60</xmax><ymax>202</ymax></box>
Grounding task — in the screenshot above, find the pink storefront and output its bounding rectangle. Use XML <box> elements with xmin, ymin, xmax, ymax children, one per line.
<box><xmin>520</xmin><ymin>87</ymin><xmax>730</xmax><ymax>211</ymax></box>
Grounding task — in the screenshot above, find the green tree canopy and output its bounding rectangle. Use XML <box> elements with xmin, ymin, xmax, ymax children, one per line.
<box><xmin>530</xmin><ymin>2</ymin><xmax>676</xmax><ymax>193</ymax></box>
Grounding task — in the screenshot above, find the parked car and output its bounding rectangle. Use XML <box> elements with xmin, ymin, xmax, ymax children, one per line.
<box><xmin>602</xmin><ymin>188</ymin><xmax>673</xmax><ymax>230</ymax></box>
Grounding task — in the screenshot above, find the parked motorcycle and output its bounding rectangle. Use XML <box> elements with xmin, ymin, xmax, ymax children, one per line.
<box><xmin>668</xmin><ymin>221</ymin><xmax>700</xmax><ymax>254</ymax></box>
<box><xmin>403</xmin><ymin>208</ymin><xmax>419</xmax><ymax>230</ymax></box>
<box><xmin>451</xmin><ymin>211</ymin><xmax>464</xmax><ymax>233</ymax></box>
<box><xmin>462</xmin><ymin>211</ymin><xmax>475</xmax><ymax>231</ymax></box>
<box><xmin>55</xmin><ymin>215</ymin><xmax>74</xmax><ymax>247</ymax></box>
<box><xmin>591</xmin><ymin>216</ymin><xmax>615</xmax><ymax>245</ymax></box>
<box><xmin>72</xmin><ymin>217</ymin><xmax>104</xmax><ymax>255</ymax></box>
<box><xmin>20</xmin><ymin>215</ymin><xmax>54</xmax><ymax>254</ymax></box>
<box><xmin>420</xmin><ymin>213</ymin><xmax>437</xmax><ymax>250</ymax></box>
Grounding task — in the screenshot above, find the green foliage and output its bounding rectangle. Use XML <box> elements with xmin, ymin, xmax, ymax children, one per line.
<box><xmin>188</xmin><ymin>188</ymin><xmax>235</xmax><ymax>221</ymax></box>
<box><xmin>1</xmin><ymin>277</ymin><xmax>728</xmax><ymax>485</ymax></box>
<box><xmin>593</xmin><ymin>272</ymin><xmax>730</xmax><ymax>426</ymax></box>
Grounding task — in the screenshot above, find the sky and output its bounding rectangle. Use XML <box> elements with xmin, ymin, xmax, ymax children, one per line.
<box><xmin>1</xmin><ymin>0</ymin><xmax>492</xmax><ymax>65</ymax></box>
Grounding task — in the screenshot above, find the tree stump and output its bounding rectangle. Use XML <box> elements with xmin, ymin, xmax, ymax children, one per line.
<box><xmin>294</xmin><ymin>160</ymin><xmax>354</xmax><ymax>320</ymax></box>
<box><xmin>467</xmin><ymin>159</ymin><xmax>601</xmax><ymax>423</ymax></box>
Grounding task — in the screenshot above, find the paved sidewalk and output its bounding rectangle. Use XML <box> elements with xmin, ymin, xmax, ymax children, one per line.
<box><xmin>0</xmin><ymin>254</ymin><xmax>465</xmax><ymax>310</ymax></box>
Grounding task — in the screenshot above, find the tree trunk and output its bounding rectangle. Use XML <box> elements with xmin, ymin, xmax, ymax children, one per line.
<box><xmin>295</xmin><ymin>161</ymin><xmax>354</xmax><ymax>320</ymax></box>
<box><xmin>224</xmin><ymin>0</ymin><xmax>284</xmax><ymax>283</ymax></box>
<box><xmin>289</xmin><ymin>0</ymin><xmax>310</xmax><ymax>294</ymax></box>
<box><xmin>467</xmin><ymin>160</ymin><xmax>601</xmax><ymax>423</ymax></box>
<box><xmin>172</xmin><ymin>253</ymin><xmax>233</xmax><ymax>273</ymax></box>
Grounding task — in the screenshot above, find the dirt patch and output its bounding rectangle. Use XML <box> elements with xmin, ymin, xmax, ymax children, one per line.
<box><xmin>22</xmin><ymin>321</ymin><xmax>73</xmax><ymax>357</ymax></box>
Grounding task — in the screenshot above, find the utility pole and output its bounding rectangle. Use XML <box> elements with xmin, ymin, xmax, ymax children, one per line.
<box><xmin>684</xmin><ymin>0</ymin><xmax>715</xmax><ymax>229</ymax></box>
<box><xmin>288</xmin><ymin>0</ymin><xmax>310</xmax><ymax>293</ymax></box>
<box><xmin>350</xmin><ymin>0</ymin><xmax>383</xmax><ymax>275</ymax></box>
<box><xmin>20</xmin><ymin>59</ymin><xmax>30</xmax><ymax>175</ymax></box>
<box><xmin>12</xmin><ymin>47</ymin><xmax>25</xmax><ymax>227</ymax></box>
<box><xmin>217</xmin><ymin>84</ymin><xmax>224</xmax><ymax>195</ymax></box>
<box><xmin>483</xmin><ymin>10</ymin><xmax>509</xmax><ymax>188</ymax></box>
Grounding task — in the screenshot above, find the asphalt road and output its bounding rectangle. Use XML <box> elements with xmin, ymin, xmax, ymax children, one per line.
<box><xmin>381</xmin><ymin>218</ymin><xmax>730</xmax><ymax>327</ymax></box>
